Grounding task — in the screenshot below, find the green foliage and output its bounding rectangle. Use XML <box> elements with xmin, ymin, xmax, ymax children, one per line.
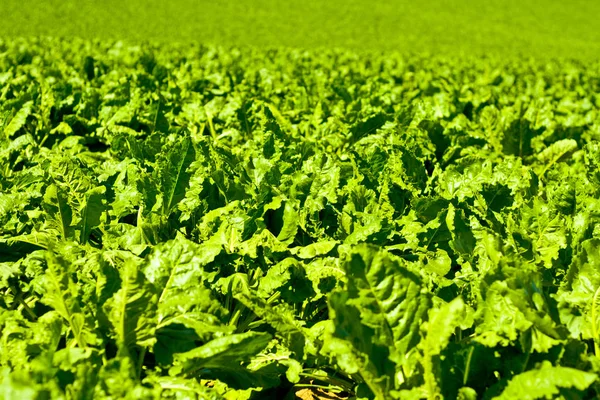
<box><xmin>2</xmin><ymin>0</ymin><xmax>600</xmax><ymax>58</ymax></box>
<box><xmin>1</xmin><ymin>37</ymin><xmax>600</xmax><ymax>399</ymax></box>
<box><xmin>492</xmin><ymin>362</ymin><xmax>597</xmax><ymax>400</ymax></box>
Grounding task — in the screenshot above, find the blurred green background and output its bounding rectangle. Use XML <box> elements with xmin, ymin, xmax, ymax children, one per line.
<box><xmin>1</xmin><ymin>0</ymin><xmax>599</xmax><ymax>58</ymax></box>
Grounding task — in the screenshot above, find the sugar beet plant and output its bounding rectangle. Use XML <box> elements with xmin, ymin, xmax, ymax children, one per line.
<box><xmin>1</xmin><ymin>38</ymin><xmax>600</xmax><ymax>399</ymax></box>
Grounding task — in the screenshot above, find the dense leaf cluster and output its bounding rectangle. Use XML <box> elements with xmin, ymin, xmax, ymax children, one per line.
<box><xmin>1</xmin><ymin>38</ymin><xmax>600</xmax><ymax>399</ymax></box>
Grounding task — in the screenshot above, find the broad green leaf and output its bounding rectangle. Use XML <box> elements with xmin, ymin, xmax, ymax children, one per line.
<box><xmin>235</xmin><ymin>289</ymin><xmax>311</xmax><ymax>356</ymax></box>
<box><xmin>421</xmin><ymin>297</ymin><xmax>471</xmax><ymax>400</ymax></box>
<box><xmin>341</xmin><ymin>244</ymin><xmax>430</xmax><ymax>355</ymax></box>
<box><xmin>171</xmin><ymin>331</ymin><xmax>272</xmax><ymax>376</ymax></box>
<box><xmin>105</xmin><ymin>259</ymin><xmax>158</xmax><ymax>353</ymax></box>
<box><xmin>257</xmin><ymin>258</ymin><xmax>315</xmax><ymax>303</ymax></box>
<box><xmin>40</xmin><ymin>249</ymin><xmax>97</xmax><ymax>348</ymax></box>
<box><xmin>556</xmin><ymin>239</ymin><xmax>600</xmax><ymax>340</ymax></box>
<box><xmin>324</xmin><ymin>245</ymin><xmax>430</xmax><ymax>398</ymax></box>
<box><xmin>501</xmin><ymin>117</ymin><xmax>539</xmax><ymax>158</ymax></box>
<box><xmin>325</xmin><ymin>292</ymin><xmax>395</xmax><ymax>399</ymax></box>
<box><xmin>142</xmin><ymin>235</ymin><xmax>227</xmax><ymax>352</ymax></box>
<box><xmin>491</xmin><ymin>361</ymin><xmax>596</xmax><ymax>400</ymax></box>
<box><xmin>80</xmin><ymin>186</ymin><xmax>106</xmax><ymax>244</ymax></box>
<box><xmin>159</xmin><ymin>135</ymin><xmax>196</xmax><ymax>215</ymax></box>
<box><xmin>516</xmin><ymin>198</ymin><xmax>567</xmax><ymax>267</ymax></box>
<box><xmin>446</xmin><ymin>203</ymin><xmax>475</xmax><ymax>258</ymax></box>
<box><xmin>290</xmin><ymin>240</ymin><xmax>338</xmax><ymax>259</ymax></box>
<box><xmin>4</xmin><ymin>101</ymin><xmax>33</xmax><ymax>138</ymax></box>
<box><xmin>423</xmin><ymin>297</ymin><xmax>469</xmax><ymax>357</ymax></box>
<box><xmin>43</xmin><ymin>184</ymin><xmax>73</xmax><ymax>240</ymax></box>
<box><xmin>536</xmin><ymin>138</ymin><xmax>578</xmax><ymax>176</ymax></box>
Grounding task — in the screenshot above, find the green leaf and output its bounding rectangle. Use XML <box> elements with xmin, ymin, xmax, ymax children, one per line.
<box><xmin>290</xmin><ymin>240</ymin><xmax>338</xmax><ymax>259</ymax></box>
<box><xmin>105</xmin><ymin>259</ymin><xmax>158</xmax><ymax>353</ymax></box>
<box><xmin>40</xmin><ymin>249</ymin><xmax>97</xmax><ymax>348</ymax></box>
<box><xmin>501</xmin><ymin>118</ymin><xmax>539</xmax><ymax>158</ymax></box>
<box><xmin>491</xmin><ymin>361</ymin><xmax>596</xmax><ymax>400</ymax></box>
<box><xmin>446</xmin><ymin>203</ymin><xmax>475</xmax><ymax>258</ymax></box>
<box><xmin>324</xmin><ymin>245</ymin><xmax>430</xmax><ymax>398</ymax></box>
<box><xmin>142</xmin><ymin>234</ymin><xmax>227</xmax><ymax>360</ymax></box>
<box><xmin>556</xmin><ymin>239</ymin><xmax>600</xmax><ymax>341</ymax></box>
<box><xmin>325</xmin><ymin>292</ymin><xmax>394</xmax><ymax>398</ymax></box>
<box><xmin>350</xmin><ymin>112</ymin><xmax>387</xmax><ymax>143</ymax></box>
<box><xmin>341</xmin><ymin>244</ymin><xmax>430</xmax><ymax>355</ymax></box>
<box><xmin>536</xmin><ymin>138</ymin><xmax>578</xmax><ymax>176</ymax></box>
<box><xmin>42</xmin><ymin>184</ymin><xmax>73</xmax><ymax>240</ymax></box>
<box><xmin>424</xmin><ymin>297</ymin><xmax>469</xmax><ymax>357</ymax></box>
<box><xmin>95</xmin><ymin>356</ymin><xmax>157</xmax><ymax>399</ymax></box>
<box><xmin>171</xmin><ymin>331</ymin><xmax>272</xmax><ymax>376</ymax></box>
<box><xmin>159</xmin><ymin>135</ymin><xmax>196</xmax><ymax>215</ymax></box>
<box><xmin>516</xmin><ymin>198</ymin><xmax>567</xmax><ymax>267</ymax></box>
<box><xmin>235</xmin><ymin>288</ymin><xmax>311</xmax><ymax>357</ymax></box>
<box><xmin>145</xmin><ymin>376</ymin><xmax>225</xmax><ymax>399</ymax></box>
<box><xmin>421</xmin><ymin>297</ymin><xmax>471</xmax><ymax>399</ymax></box>
<box><xmin>80</xmin><ymin>186</ymin><xmax>106</xmax><ymax>244</ymax></box>
<box><xmin>4</xmin><ymin>101</ymin><xmax>33</xmax><ymax>138</ymax></box>
<box><xmin>257</xmin><ymin>258</ymin><xmax>315</xmax><ymax>304</ymax></box>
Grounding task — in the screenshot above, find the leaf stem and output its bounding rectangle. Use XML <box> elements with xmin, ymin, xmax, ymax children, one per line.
<box><xmin>229</xmin><ymin>307</ymin><xmax>242</xmax><ymax>327</ymax></box>
<box><xmin>592</xmin><ymin>286</ymin><xmax>600</xmax><ymax>356</ymax></box>
<box><xmin>463</xmin><ymin>346</ymin><xmax>474</xmax><ymax>386</ymax></box>
<box><xmin>137</xmin><ymin>347</ymin><xmax>147</xmax><ymax>380</ymax></box>
<box><xmin>292</xmin><ymin>383</ymin><xmax>344</xmax><ymax>392</ymax></box>
<box><xmin>299</xmin><ymin>371</ymin><xmax>355</xmax><ymax>392</ymax></box>
<box><xmin>9</xmin><ymin>285</ymin><xmax>38</xmax><ymax>321</ymax></box>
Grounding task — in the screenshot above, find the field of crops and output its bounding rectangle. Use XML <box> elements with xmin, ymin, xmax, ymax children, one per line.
<box><xmin>3</xmin><ymin>0</ymin><xmax>600</xmax><ymax>59</ymax></box>
<box><xmin>1</xmin><ymin>36</ymin><xmax>600</xmax><ymax>399</ymax></box>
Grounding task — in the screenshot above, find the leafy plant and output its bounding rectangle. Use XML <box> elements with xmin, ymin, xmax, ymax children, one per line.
<box><xmin>1</xmin><ymin>37</ymin><xmax>600</xmax><ymax>399</ymax></box>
